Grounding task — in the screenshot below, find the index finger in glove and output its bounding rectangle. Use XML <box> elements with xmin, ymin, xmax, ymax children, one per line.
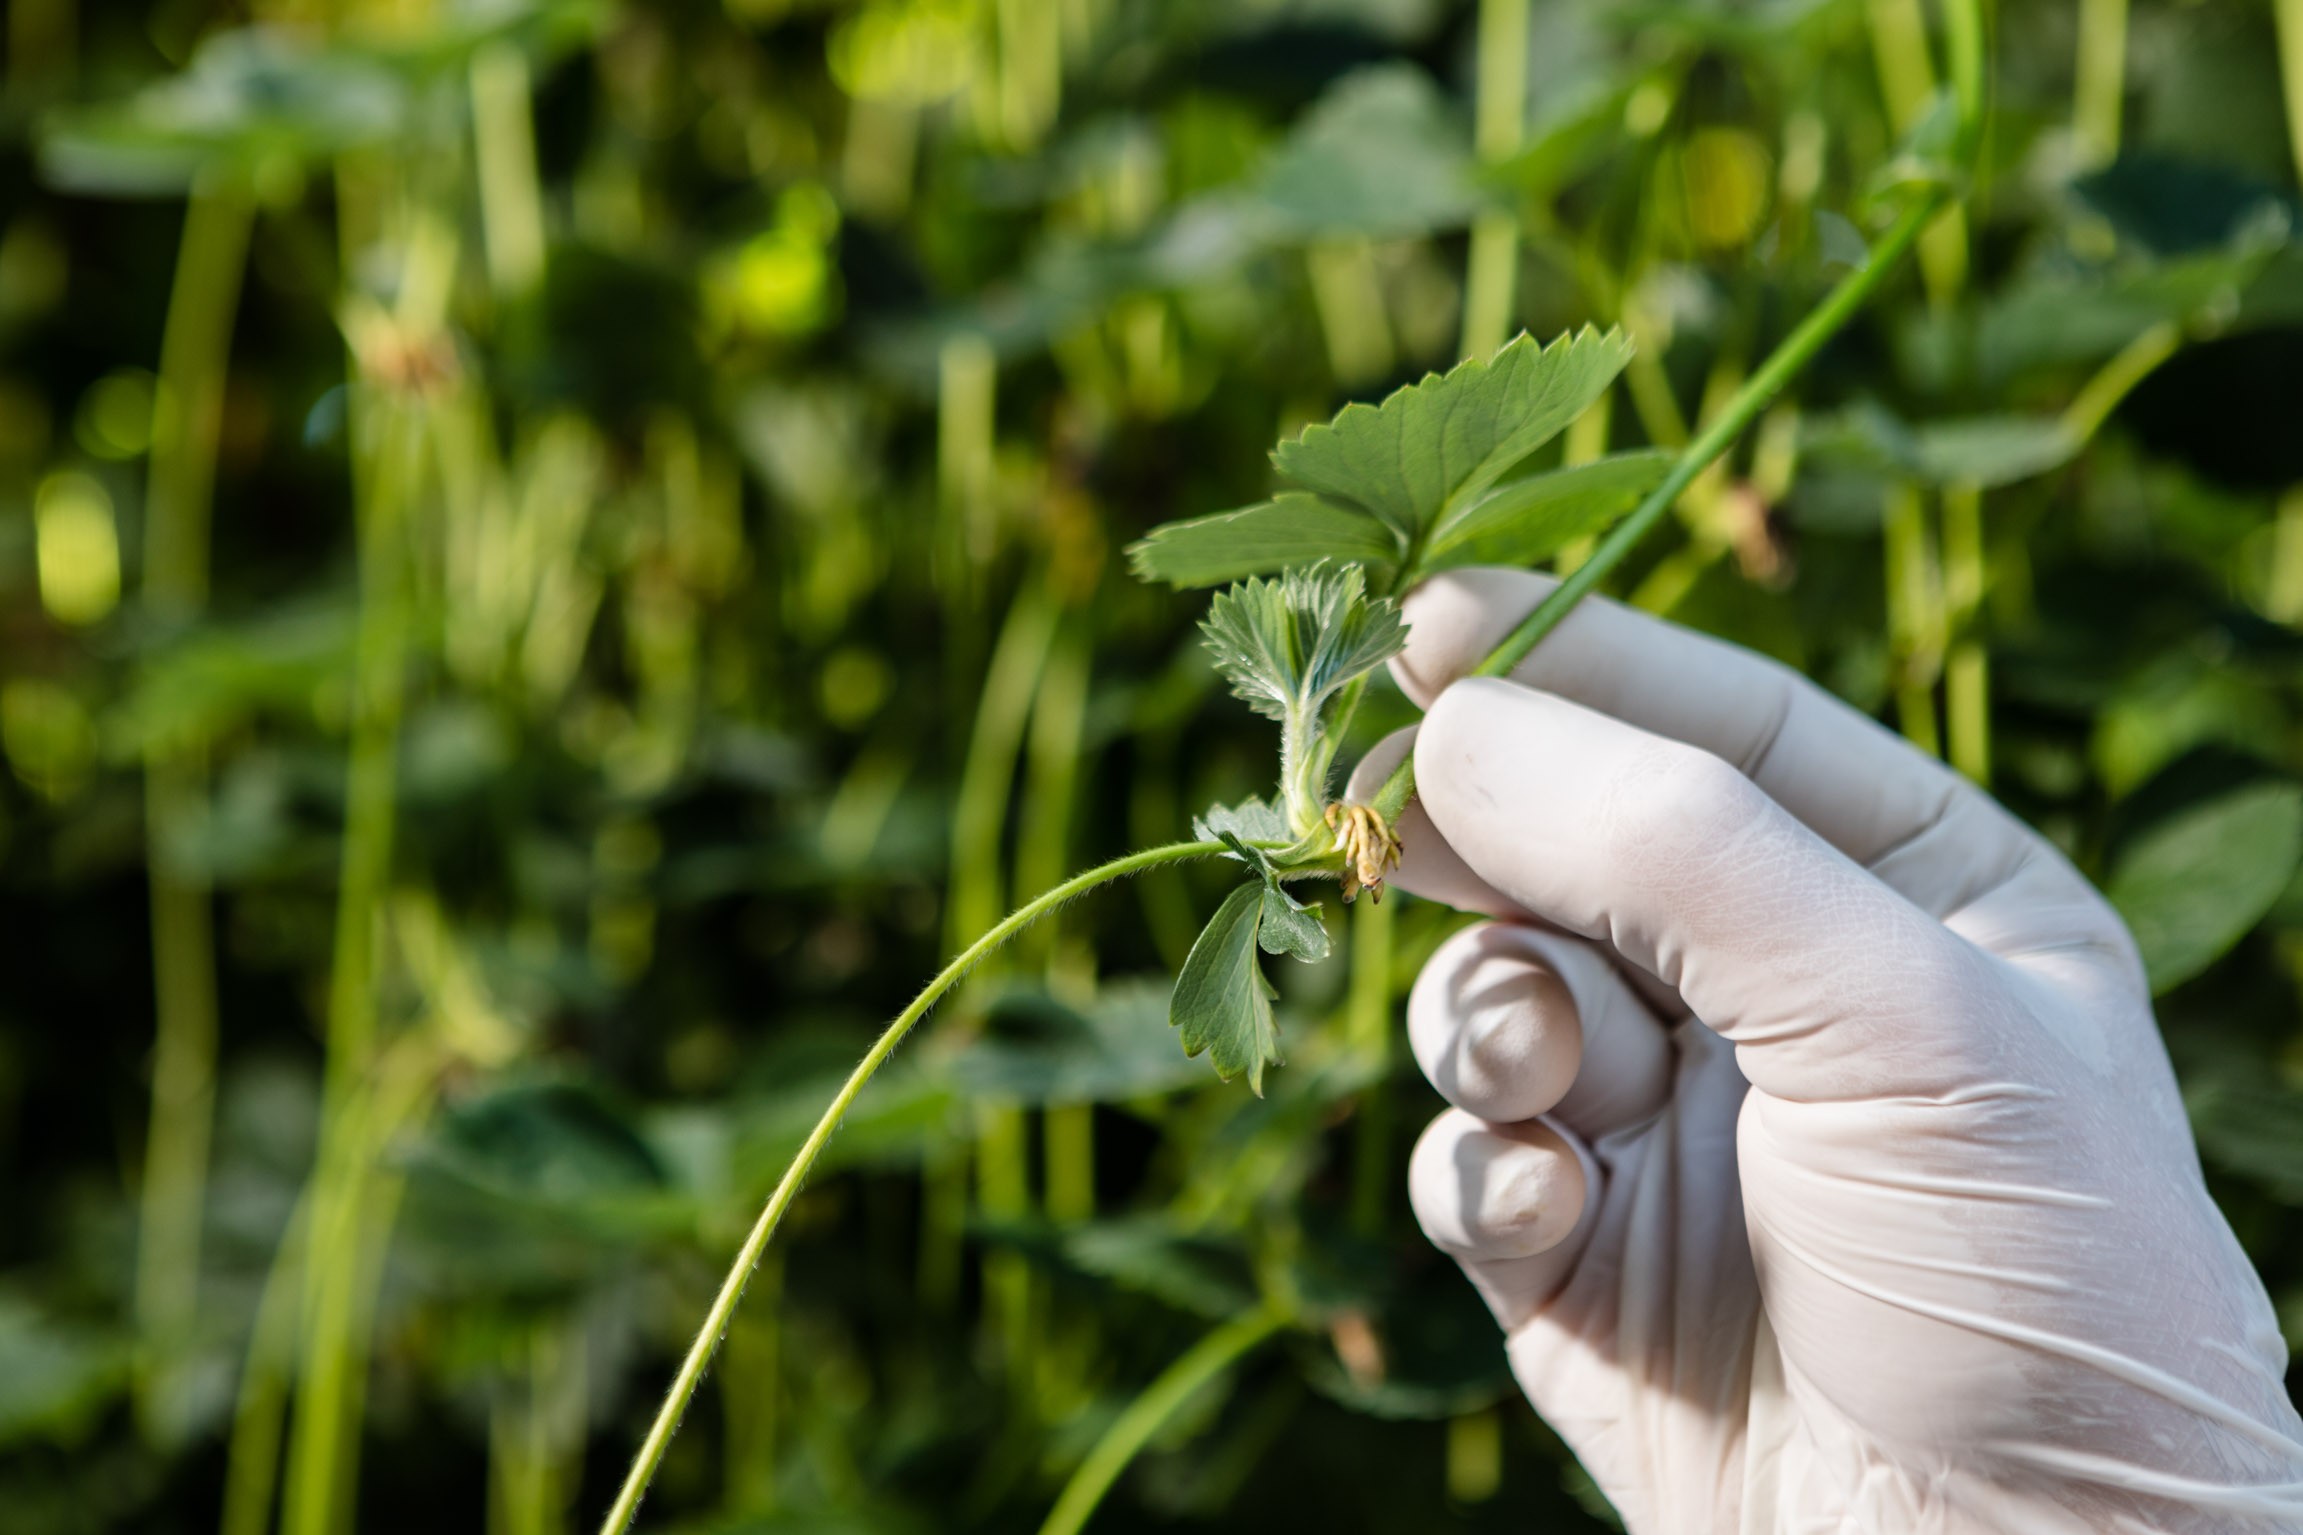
<box><xmin>1390</xmin><ymin>569</ymin><xmax>2130</xmax><ymax>969</ymax></box>
<box><xmin>1416</xmin><ymin>676</ymin><xmax>2009</xmax><ymax>1102</ymax></box>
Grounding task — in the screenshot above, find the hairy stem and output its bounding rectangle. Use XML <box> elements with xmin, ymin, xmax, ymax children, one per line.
<box><xmin>597</xmin><ymin>839</ymin><xmax>1229</xmax><ymax>1535</ymax></box>
<box><xmin>1034</xmin><ymin>1304</ymin><xmax>1289</xmax><ymax>1535</ymax></box>
<box><xmin>1367</xmin><ymin>189</ymin><xmax>1951</xmax><ymax>821</ymax></box>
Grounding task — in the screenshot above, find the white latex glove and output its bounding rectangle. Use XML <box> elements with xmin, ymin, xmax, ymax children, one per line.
<box><xmin>1345</xmin><ymin>569</ymin><xmax>2303</xmax><ymax>1535</ymax></box>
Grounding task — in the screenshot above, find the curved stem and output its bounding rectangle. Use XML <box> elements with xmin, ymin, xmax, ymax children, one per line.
<box><xmin>1035</xmin><ymin>1305</ymin><xmax>1289</xmax><ymax>1535</ymax></box>
<box><xmin>135</xmin><ymin>179</ymin><xmax>251</xmax><ymax>1417</ymax></box>
<box><xmin>597</xmin><ymin>839</ymin><xmax>1229</xmax><ymax>1535</ymax></box>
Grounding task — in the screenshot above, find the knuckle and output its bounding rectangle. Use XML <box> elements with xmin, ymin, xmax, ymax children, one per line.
<box><xmin>1602</xmin><ymin>740</ymin><xmax>1766</xmax><ymax>864</ymax></box>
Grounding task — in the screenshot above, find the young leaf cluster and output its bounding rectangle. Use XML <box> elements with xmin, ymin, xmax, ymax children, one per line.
<box><xmin>1201</xmin><ymin>562</ymin><xmax>1405</xmax><ymax>842</ymax></box>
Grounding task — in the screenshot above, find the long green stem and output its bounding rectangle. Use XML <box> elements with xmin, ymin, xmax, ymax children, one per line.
<box><xmin>1941</xmin><ymin>481</ymin><xmax>1987</xmax><ymax>782</ymax></box>
<box><xmin>2281</xmin><ymin>0</ymin><xmax>2303</xmax><ymax>185</ymax></box>
<box><xmin>1460</xmin><ymin>0</ymin><xmax>1532</xmax><ymax>360</ymax></box>
<box><xmin>2073</xmin><ymin>0</ymin><xmax>2128</xmax><ymax>168</ymax></box>
<box><xmin>2060</xmin><ymin>319</ymin><xmax>2180</xmax><ymax>443</ymax></box>
<box><xmin>134</xmin><ymin>179</ymin><xmax>252</xmax><ymax>1421</ymax></box>
<box><xmin>221</xmin><ymin>1188</ymin><xmax>310</xmax><ymax>1535</ymax></box>
<box><xmin>1347</xmin><ymin>893</ymin><xmax>1395</xmax><ymax>1236</ymax></box>
<box><xmin>1367</xmin><ymin>191</ymin><xmax>1949</xmax><ymax>822</ymax></box>
<box><xmin>597</xmin><ymin>839</ymin><xmax>1228</xmax><ymax>1535</ymax></box>
<box><xmin>1482</xmin><ymin>196</ymin><xmax>1943</xmax><ymax>678</ymax></box>
<box><xmin>282</xmin><ymin>398</ymin><xmax>423</xmax><ymax>1535</ymax></box>
<box><xmin>1034</xmin><ymin>1305</ymin><xmax>1289</xmax><ymax>1535</ymax></box>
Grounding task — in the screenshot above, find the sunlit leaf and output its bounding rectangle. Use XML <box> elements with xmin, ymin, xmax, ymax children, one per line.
<box><xmin>1171</xmin><ymin>882</ymin><xmax>1284</xmax><ymax>1094</ymax></box>
<box><xmin>2108</xmin><ymin>782</ymin><xmax>2303</xmax><ymax>991</ymax></box>
<box><xmin>1417</xmin><ymin>450</ymin><xmax>1671</xmax><ymax>574</ymax></box>
<box><xmin>1128</xmin><ymin>494</ymin><xmax>1400</xmax><ymax>588</ymax></box>
<box><xmin>1271</xmin><ymin>328</ymin><xmax>1634</xmax><ymax>540</ymax></box>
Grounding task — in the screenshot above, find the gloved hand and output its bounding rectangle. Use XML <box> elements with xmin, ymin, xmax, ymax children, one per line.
<box><xmin>1345</xmin><ymin>568</ymin><xmax>2303</xmax><ymax>1535</ymax></box>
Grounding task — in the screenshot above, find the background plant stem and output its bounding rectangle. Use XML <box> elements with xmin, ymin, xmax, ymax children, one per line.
<box><xmin>1460</xmin><ymin>0</ymin><xmax>1531</xmax><ymax>359</ymax></box>
<box><xmin>1033</xmin><ymin>1304</ymin><xmax>1288</xmax><ymax>1535</ymax></box>
<box><xmin>2074</xmin><ymin>0</ymin><xmax>2129</xmax><ymax>167</ymax></box>
<box><xmin>134</xmin><ymin>176</ymin><xmax>251</xmax><ymax>1425</ymax></box>
<box><xmin>1347</xmin><ymin>893</ymin><xmax>1395</xmax><ymax>1235</ymax></box>
<box><xmin>282</xmin><ymin>397</ymin><xmax>424</xmax><ymax>1535</ymax></box>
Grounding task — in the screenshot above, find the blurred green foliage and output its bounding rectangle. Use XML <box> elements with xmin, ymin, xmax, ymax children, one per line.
<box><xmin>0</xmin><ymin>0</ymin><xmax>2299</xmax><ymax>1531</ymax></box>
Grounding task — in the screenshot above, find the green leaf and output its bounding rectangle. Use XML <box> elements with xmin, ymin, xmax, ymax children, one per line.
<box><xmin>2187</xmin><ymin>1076</ymin><xmax>2303</xmax><ymax>1203</ymax></box>
<box><xmin>944</xmin><ymin>983</ymin><xmax>1212</xmax><ymax>1106</ymax></box>
<box><xmin>0</xmin><ymin>1296</ymin><xmax>130</xmax><ymax>1448</ymax></box>
<box><xmin>39</xmin><ymin>30</ymin><xmax>404</xmax><ymax>195</ymax></box>
<box><xmin>1271</xmin><ymin>327</ymin><xmax>1634</xmax><ymax>541</ymax></box>
<box><xmin>1913</xmin><ymin>417</ymin><xmax>2081</xmax><ymax>487</ymax></box>
<box><xmin>1805</xmin><ymin>406</ymin><xmax>2080</xmax><ymax>490</ymax></box>
<box><xmin>1416</xmin><ymin>451</ymin><xmax>1672</xmax><ymax>576</ymax></box>
<box><xmin>1257</xmin><ymin>884</ymin><xmax>1330</xmax><ymax>962</ymax></box>
<box><xmin>1171</xmin><ymin>882</ymin><xmax>1284</xmax><ymax>1094</ymax></box>
<box><xmin>1252</xmin><ymin>65</ymin><xmax>1483</xmax><ymax>239</ymax></box>
<box><xmin>1200</xmin><ymin>564</ymin><xmax>1406</xmax><ymax>724</ymax></box>
<box><xmin>1194</xmin><ymin>797</ymin><xmax>1293</xmax><ymax>849</ymax></box>
<box><xmin>2107</xmin><ymin>782</ymin><xmax>2303</xmax><ymax>992</ymax></box>
<box><xmin>1127</xmin><ymin>493</ymin><xmax>1400</xmax><ymax>588</ymax></box>
<box><xmin>1062</xmin><ymin>1218</ymin><xmax>1260</xmax><ymax>1318</ymax></box>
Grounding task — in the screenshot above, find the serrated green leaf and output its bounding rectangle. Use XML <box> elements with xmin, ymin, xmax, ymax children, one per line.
<box><xmin>1171</xmin><ymin>882</ymin><xmax>1283</xmax><ymax>1094</ymax></box>
<box><xmin>1257</xmin><ymin>884</ymin><xmax>1330</xmax><ymax>962</ymax></box>
<box><xmin>1193</xmin><ymin>797</ymin><xmax>1293</xmax><ymax>849</ymax></box>
<box><xmin>1417</xmin><ymin>450</ymin><xmax>1672</xmax><ymax>575</ymax></box>
<box><xmin>1127</xmin><ymin>493</ymin><xmax>1400</xmax><ymax>588</ymax></box>
<box><xmin>2108</xmin><ymin>782</ymin><xmax>2303</xmax><ymax>992</ymax></box>
<box><xmin>1200</xmin><ymin>564</ymin><xmax>1406</xmax><ymax>724</ymax></box>
<box><xmin>1271</xmin><ymin>327</ymin><xmax>1634</xmax><ymax>541</ymax></box>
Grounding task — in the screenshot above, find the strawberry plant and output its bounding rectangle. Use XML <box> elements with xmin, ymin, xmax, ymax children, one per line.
<box><xmin>9</xmin><ymin>0</ymin><xmax>2303</xmax><ymax>1530</ymax></box>
<box><xmin>601</xmin><ymin>116</ymin><xmax>1979</xmax><ymax>1523</ymax></box>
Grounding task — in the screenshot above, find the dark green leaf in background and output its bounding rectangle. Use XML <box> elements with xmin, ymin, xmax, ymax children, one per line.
<box><xmin>2108</xmin><ymin>782</ymin><xmax>2303</xmax><ymax>991</ymax></box>
<box><xmin>1251</xmin><ymin>65</ymin><xmax>1484</xmax><ymax>239</ymax></box>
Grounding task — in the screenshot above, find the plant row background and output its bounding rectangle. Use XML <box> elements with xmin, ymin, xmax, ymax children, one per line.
<box><xmin>0</xmin><ymin>0</ymin><xmax>2300</xmax><ymax>1531</ymax></box>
